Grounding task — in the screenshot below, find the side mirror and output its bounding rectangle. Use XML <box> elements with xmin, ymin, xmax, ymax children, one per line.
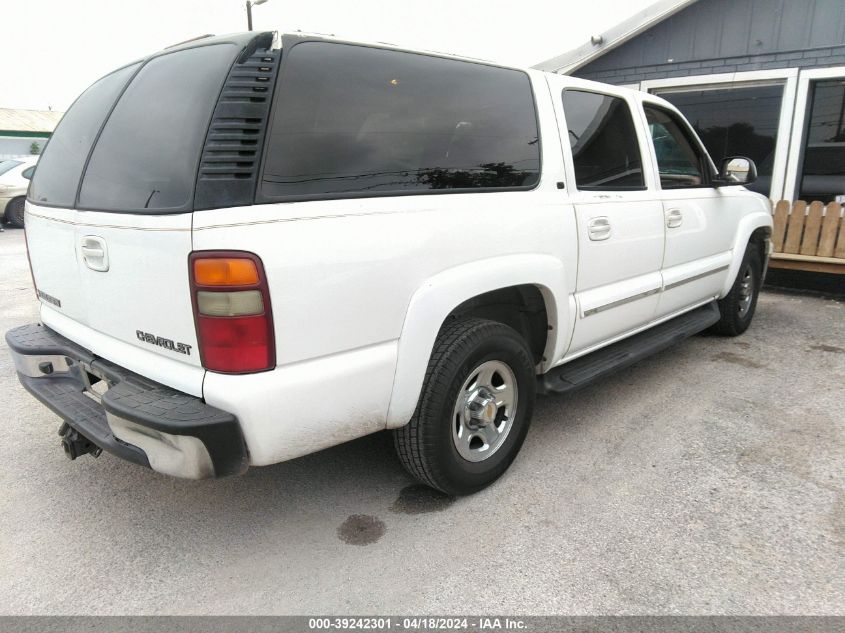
<box><xmin>716</xmin><ymin>156</ymin><xmax>757</xmax><ymax>186</ymax></box>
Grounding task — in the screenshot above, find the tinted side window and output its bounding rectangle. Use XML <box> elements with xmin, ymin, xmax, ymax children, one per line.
<box><xmin>79</xmin><ymin>44</ymin><xmax>236</xmax><ymax>213</ymax></box>
<box><xmin>644</xmin><ymin>105</ymin><xmax>708</xmax><ymax>189</ymax></box>
<box><xmin>561</xmin><ymin>90</ymin><xmax>644</xmax><ymax>190</ymax></box>
<box><xmin>261</xmin><ymin>42</ymin><xmax>540</xmax><ymax>199</ymax></box>
<box><xmin>28</xmin><ymin>64</ymin><xmax>139</xmax><ymax>207</ymax></box>
<box><xmin>22</xmin><ymin>166</ymin><xmax>35</xmax><ymax>180</ymax></box>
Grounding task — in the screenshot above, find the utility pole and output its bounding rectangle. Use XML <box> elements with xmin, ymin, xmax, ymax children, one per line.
<box><xmin>246</xmin><ymin>0</ymin><xmax>269</xmax><ymax>31</ymax></box>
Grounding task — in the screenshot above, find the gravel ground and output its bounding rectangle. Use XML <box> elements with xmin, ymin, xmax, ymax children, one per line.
<box><xmin>0</xmin><ymin>228</ymin><xmax>843</xmax><ymax>615</ymax></box>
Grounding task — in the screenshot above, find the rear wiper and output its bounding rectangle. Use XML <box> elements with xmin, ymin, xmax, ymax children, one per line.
<box><xmin>144</xmin><ymin>190</ymin><xmax>160</xmax><ymax>209</ymax></box>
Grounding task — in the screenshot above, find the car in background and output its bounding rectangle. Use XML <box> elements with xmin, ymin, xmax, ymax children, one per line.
<box><xmin>0</xmin><ymin>156</ymin><xmax>38</xmax><ymax>228</ymax></box>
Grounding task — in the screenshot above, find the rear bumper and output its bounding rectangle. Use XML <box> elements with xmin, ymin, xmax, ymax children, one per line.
<box><xmin>6</xmin><ymin>323</ymin><xmax>248</xmax><ymax>479</ymax></box>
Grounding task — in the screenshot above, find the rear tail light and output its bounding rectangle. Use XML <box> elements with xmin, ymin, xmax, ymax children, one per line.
<box><xmin>189</xmin><ymin>252</ymin><xmax>275</xmax><ymax>374</ymax></box>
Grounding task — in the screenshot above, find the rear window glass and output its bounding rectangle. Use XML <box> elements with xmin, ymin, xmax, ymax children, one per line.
<box><xmin>28</xmin><ymin>64</ymin><xmax>139</xmax><ymax>207</ymax></box>
<box><xmin>78</xmin><ymin>44</ymin><xmax>236</xmax><ymax>213</ymax></box>
<box><xmin>261</xmin><ymin>42</ymin><xmax>540</xmax><ymax>200</ymax></box>
<box><xmin>0</xmin><ymin>160</ymin><xmax>22</xmax><ymax>176</ymax></box>
<box><xmin>562</xmin><ymin>90</ymin><xmax>645</xmax><ymax>190</ymax></box>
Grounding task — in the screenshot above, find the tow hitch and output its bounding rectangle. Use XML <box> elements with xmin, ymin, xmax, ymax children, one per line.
<box><xmin>58</xmin><ymin>422</ymin><xmax>102</xmax><ymax>460</ymax></box>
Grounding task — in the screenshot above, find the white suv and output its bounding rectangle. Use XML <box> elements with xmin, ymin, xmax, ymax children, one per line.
<box><xmin>6</xmin><ymin>32</ymin><xmax>772</xmax><ymax>495</ymax></box>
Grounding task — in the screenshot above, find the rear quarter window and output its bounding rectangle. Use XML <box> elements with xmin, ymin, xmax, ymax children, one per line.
<box><xmin>260</xmin><ymin>42</ymin><xmax>541</xmax><ymax>200</ymax></box>
<box><xmin>28</xmin><ymin>63</ymin><xmax>139</xmax><ymax>207</ymax></box>
<box><xmin>78</xmin><ymin>44</ymin><xmax>237</xmax><ymax>213</ymax></box>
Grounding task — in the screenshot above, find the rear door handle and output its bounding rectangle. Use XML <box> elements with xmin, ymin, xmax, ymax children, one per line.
<box><xmin>80</xmin><ymin>245</ymin><xmax>104</xmax><ymax>258</ymax></box>
<box><xmin>588</xmin><ymin>216</ymin><xmax>612</xmax><ymax>241</ymax></box>
<box><xmin>666</xmin><ymin>209</ymin><xmax>683</xmax><ymax>228</ymax></box>
<box><xmin>80</xmin><ymin>236</ymin><xmax>109</xmax><ymax>272</ymax></box>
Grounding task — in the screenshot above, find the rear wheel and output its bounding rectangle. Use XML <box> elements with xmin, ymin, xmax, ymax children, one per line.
<box><xmin>711</xmin><ymin>242</ymin><xmax>761</xmax><ymax>336</ymax></box>
<box><xmin>5</xmin><ymin>197</ymin><xmax>25</xmax><ymax>228</ymax></box>
<box><xmin>393</xmin><ymin>317</ymin><xmax>536</xmax><ymax>495</ymax></box>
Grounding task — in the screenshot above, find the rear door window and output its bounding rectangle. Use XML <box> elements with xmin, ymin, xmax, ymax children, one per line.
<box><xmin>78</xmin><ymin>44</ymin><xmax>237</xmax><ymax>213</ymax></box>
<box><xmin>561</xmin><ymin>90</ymin><xmax>645</xmax><ymax>190</ymax></box>
<box><xmin>260</xmin><ymin>42</ymin><xmax>540</xmax><ymax>200</ymax></box>
<box><xmin>28</xmin><ymin>64</ymin><xmax>139</xmax><ymax>207</ymax></box>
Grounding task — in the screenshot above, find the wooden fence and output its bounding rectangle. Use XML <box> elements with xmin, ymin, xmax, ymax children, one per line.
<box><xmin>770</xmin><ymin>200</ymin><xmax>845</xmax><ymax>275</ymax></box>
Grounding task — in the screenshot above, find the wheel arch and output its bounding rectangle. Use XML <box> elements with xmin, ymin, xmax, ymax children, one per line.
<box><xmin>719</xmin><ymin>205</ymin><xmax>773</xmax><ymax>298</ymax></box>
<box><xmin>385</xmin><ymin>254</ymin><xmax>569</xmax><ymax>428</ymax></box>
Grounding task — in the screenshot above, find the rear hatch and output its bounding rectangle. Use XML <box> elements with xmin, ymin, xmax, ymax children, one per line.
<box><xmin>24</xmin><ymin>33</ymin><xmax>278</xmax><ymax>392</ymax></box>
<box><xmin>26</xmin><ymin>206</ymin><xmax>198</xmax><ymax>365</ymax></box>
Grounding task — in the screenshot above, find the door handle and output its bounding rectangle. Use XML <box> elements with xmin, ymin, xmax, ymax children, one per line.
<box><xmin>80</xmin><ymin>236</ymin><xmax>109</xmax><ymax>272</ymax></box>
<box><xmin>666</xmin><ymin>209</ymin><xmax>683</xmax><ymax>228</ymax></box>
<box><xmin>588</xmin><ymin>216</ymin><xmax>612</xmax><ymax>241</ymax></box>
<box><xmin>80</xmin><ymin>245</ymin><xmax>105</xmax><ymax>259</ymax></box>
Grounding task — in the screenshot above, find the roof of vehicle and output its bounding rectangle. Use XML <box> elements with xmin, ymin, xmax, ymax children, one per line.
<box><xmin>1</xmin><ymin>155</ymin><xmax>38</xmax><ymax>166</ymax></box>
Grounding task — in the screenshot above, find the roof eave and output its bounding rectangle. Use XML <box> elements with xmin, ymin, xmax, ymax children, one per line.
<box><xmin>532</xmin><ymin>0</ymin><xmax>697</xmax><ymax>74</ymax></box>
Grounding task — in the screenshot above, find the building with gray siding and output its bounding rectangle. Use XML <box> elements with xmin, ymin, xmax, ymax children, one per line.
<box><xmin>536</xmin><ymin>0</ymin><xmax>845</xmax><ymax>206</ymax></box>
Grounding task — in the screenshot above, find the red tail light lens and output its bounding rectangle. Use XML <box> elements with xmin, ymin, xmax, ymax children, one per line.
<box><xmin>189</xmin><ymin>252</ymin><xmax>275</xmax><ymax>374</ymax></box>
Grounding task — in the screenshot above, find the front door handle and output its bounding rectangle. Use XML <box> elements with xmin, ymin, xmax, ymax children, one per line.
<box><xmin>666</xmin><ymin>209</ymin><xmax>683</xmax><ymax>228</ymax></box>
<box><xmin>588</xmin><ymin>216</ymin><xmax>612</xmax><ymax>241</ymax></box>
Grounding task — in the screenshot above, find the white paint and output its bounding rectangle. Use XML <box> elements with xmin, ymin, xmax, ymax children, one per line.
<box><xmin>20</xmin><ymin>54</ymin><xmax>772</xmax><ymax>470</ymax></box>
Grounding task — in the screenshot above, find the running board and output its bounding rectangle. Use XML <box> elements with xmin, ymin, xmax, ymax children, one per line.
<box><xmin>540</xmin><ymin>301</ymin><xmax>720</xmax><ymax>395</ymax></box>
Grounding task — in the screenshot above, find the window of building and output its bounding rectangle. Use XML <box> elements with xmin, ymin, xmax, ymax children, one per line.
<box><xmin>798</xmin><ymin>79</ymin><xmax>845</xmax><ymax>204</ymax></box>
<box><xmin>656</xmin><ymin>85</ymin><xmax>783</xmax><ymax>196</ymax></box>
<box><xmin>644</xmin><ymin>105</ymin><xmax>708</xmax><ymax>188</ymax></box>
<box><xmin>261</xmin><ymin>42</ymin><xmax>540</xmax><ymax>200</ymax></box>
<box><xmin>561</xmin><ymin>90</ymin><xmax>644</xmax><ymax>190</ymax></box>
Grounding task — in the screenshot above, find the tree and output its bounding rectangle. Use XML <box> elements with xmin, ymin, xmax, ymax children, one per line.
<box><xmin>29</xmin><ymin>142</ymin><xmax>41</xmax><ymax>155</ymax></box>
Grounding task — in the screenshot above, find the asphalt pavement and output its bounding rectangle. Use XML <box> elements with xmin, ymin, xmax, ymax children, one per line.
<box><xmin>1</xmin><ymin>228</ymin><xmax>842</xmax><ymax>614</ymax></box>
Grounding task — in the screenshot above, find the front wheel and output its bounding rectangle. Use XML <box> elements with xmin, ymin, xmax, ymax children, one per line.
<box><xmin>393</xmin><ymin>317</ymin><xmax>536</xmax><ymax>496</ymax></box>
<box><xmin>711</xmin><ymin>242</ymin><xmax>762</xmax><ymax>336</ymax></box>
<box><xmin>5</xmin><ymin>197</ymin><xmax>25</xmax><ymax>228</ymax></box>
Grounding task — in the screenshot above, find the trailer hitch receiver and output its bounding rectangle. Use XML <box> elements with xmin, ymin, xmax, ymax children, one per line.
<box><xmin>58</xmin><ymin>422</ymin><xmax>103</xmax><ymax>460</ymax></box>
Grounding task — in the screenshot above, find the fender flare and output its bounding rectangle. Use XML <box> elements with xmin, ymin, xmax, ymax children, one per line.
<box><xmin>719</xmin><ymin>203</ymin><xmax>773</xmax><ymax>297</ymax></box>
<box><xmin>385</xmin><ymin>254</ymin><xmax>568</xmax><ymax>428</ymax></box>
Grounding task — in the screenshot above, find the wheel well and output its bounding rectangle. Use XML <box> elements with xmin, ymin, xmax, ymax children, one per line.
<box><xmin>750</xmin><ymin>226</ymin><xmax>771</xmax><ymax>271</ymax></box>
<box><xmin>445</xmin><ymin>285</ymin><xmax>549</xmax><ymax>365</ymax></box>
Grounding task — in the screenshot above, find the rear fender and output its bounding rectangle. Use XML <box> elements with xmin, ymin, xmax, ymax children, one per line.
<box><xmin>385</xmin><ymin>254</ymin><xmax>568</xmax><ymax>428</ymax></box>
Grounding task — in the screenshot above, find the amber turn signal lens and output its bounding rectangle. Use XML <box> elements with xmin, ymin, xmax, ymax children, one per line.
<box><xmin>193</xmin><ymin>258</ymin><xmax>260</xmax><ymax>286</ymax></box>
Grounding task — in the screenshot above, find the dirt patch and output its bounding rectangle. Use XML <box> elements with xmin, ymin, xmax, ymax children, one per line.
<box><xmin>809</xmin><ymin>344</ymin><xmax>845</xmax><ymax>354</ymax></box>
<box><xmin>337</xmin><ymin>515</ymin><xmax>386</xmax><ymax>546</ymax></box>
<box><xmin>712</xmin><ymin>351</ymin><xmax>766</xmax><ymax>369</ymax></box>
<box><xmin>390</xmin><ymin>484</ymin><xmax>455</xmax><ymax>514</ymax></box>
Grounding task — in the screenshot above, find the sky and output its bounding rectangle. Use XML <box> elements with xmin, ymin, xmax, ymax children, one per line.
<box><xmin>0</xmin><ymin>0</ymin><xmax>655</xmax><ymax>112</ymax></box>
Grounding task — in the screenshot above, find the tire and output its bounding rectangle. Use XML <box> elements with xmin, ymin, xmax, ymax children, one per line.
<box><xmin>393</xmin><ymin>317</ymin><xmax>536</xmax><ymax>496</ymax></box>
<box><xmin>710</xmin><ymin>242</ymin><xmax>762</xmax><ymax>336</ymax></box>
<box><xmin>5</xmin><ymin>197</ymin><xmax>25</xmax><ymax>228</ymax></box>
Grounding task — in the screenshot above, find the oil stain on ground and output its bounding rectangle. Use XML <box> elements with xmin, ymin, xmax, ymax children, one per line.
<box><xmin>337</xmin><ymin>515</ymin><xmax>386</xmax><ymax>546</ymax></box>
<box><xmin>712</xmin><ymin>351</ymin><xmax>766</xmax><ymax>369</ymax></box>
<box><xmin>809</xmin><ymin>344</ymin><xmax>844</xmax><ymax>354</ymax></box>
<box><xmin>390</xmin><ymin>484</ymin><xmax>455</xmax><ymax>514</ymax></box>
